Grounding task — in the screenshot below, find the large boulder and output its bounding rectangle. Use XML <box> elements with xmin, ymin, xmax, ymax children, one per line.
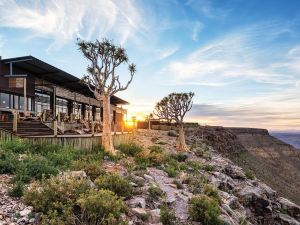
<box><xmin>278</xmin><ymin>197</ymin><xmax>300</xmax><ymax>220</ymax></box>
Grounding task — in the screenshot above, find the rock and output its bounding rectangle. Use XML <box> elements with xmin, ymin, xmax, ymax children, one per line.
<box><xmin>223</xmin><ymin>165</ymin><xmax>246</xmax><ymax>180</ymax></box>
<box><xmin>277</xmin><ymin>213</ymin><xmax>300</xmax><ymax>225</ymax></box>
<box><xmin>29</xmin><ymin>218</ymin><xmax>35</xmax><ymax>223</ymax></box>
<box><xmin>127</xmin><ymin>197</ymin><xmax>146</xmax><ymax>208</ymax></box>
<box><xmin>238</xmin><ymin>186</ymin><xmax>271</xmax><ymax>216</ymax></box>
<box><xmin>144</xmin><ymin>174</ymin><xmax>154</xmax><ymax>181</ymax></box>
<box><xmin>278</xmin><ymin>197</ymin><xmax>300</xmax><ymax>219</ymax></box>
<box><xmin>59</xmin><ymin>170</ymin><xmax>87</xmax><ymax>180</ymax></box>
<box><xmin>149</xmin><ymin>209</ymin><xmax>160</xmax><ymax>223</ymax></box>
<box><xmin>167</xmin><ymin>130</ymin><xmax>178</xmax><ymax>137</ymax></box>
<box><xmin>131</xmin><ymin>208</ymin><xmax>148</xmax><ymax>217</ymax></box>
<box><xmin>19</xmin><ymin>208</ymin><xmax>32</xmax><ymax>217</ymax></box>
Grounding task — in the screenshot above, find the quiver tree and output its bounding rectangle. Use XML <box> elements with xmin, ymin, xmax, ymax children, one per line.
<box><xmin>154</xmin><ymin>92</ymin><xmax>194</xmax><ymax>151</ymax></box>
<box><xmin>78</xmin><ymin>39</ymin><xmax>136</xmax><ymax>154</ymax></box>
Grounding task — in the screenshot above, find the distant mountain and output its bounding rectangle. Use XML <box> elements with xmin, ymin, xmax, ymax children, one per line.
<box><xmin>271</xmin><ymin>132</ymin><xmax>300</xmax><ymax>150</ymax></box>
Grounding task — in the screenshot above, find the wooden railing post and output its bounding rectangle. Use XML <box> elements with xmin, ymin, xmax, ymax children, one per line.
<box><xmin>53</xmin><ymin>120</ymin><xmax>58</xmax><ymax>137</ymax></box>
<box><xmin>91</xmin><ymin>121</ymin><xmax>95</xmax><ymax>137</ymax></box>
<box><xmin>61</xmin><ymin>121</ymin><xmax>65</xmax><ymax>134</ymax></box>
<box><xmin>13</xmin><ymin>112</ymin><xmax>18</xmax><ymax>133</ymax></box>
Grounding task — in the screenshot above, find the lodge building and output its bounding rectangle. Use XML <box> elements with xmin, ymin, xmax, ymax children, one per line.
<box><xmin>0</xmin><ymin>56</ymin><xmax>128</xmax><ymax>134</ymax></box>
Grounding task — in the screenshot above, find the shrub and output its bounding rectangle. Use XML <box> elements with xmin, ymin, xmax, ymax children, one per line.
<box><xmin>186</xmin><ymin>160</ymin><xmax>202</xmax><ymax>172</ymax></box>
<box><xmin>202</xmin><ymin>164</ymin><xmax>215</xmax><ymax>172</ymax></box>
<box><xmin>188</xmin><ymin>195</ymin><xmax>221</xmax><ymax>225</ymax></box>
<box><xmin>167</xmin><ymin>130</ymin><xmax>178</xmax><ymax>137</ymax></box>
<box><xmin>0</xmin><ymin>140</ymin><xmax>34</xmax><ymax>154</ymax></box>
<box><xmin>157</xmin><ymin>141</ymin><xmax>167</xmax><ymax>145</ymax></box>
<box><xmin>148</xmin><ymin>186</ymin><xmax>163</xmax><ymax>201</ymax></box>
<box><xmin>8</xmin><ymin>181</ymin><xmax>24</xmax><ymax>197</ymax></box>
<box><xmin>95</xmin><ymin>173</ymin><xmax>132</xmax><ymax>198</ymax></box>
<box><xmin>203</xmin><ymin>185</ymin><xmax>221</xmax><ymax>204</ymax></box>
<box><xmin>245</xmin><ymin>170</ymin><xmax>255</xmax><ymax>180</ymax></box>
<box><xmin>77</xmin><ymin>189</ymin><xmax>126</xmax><ymax>225</ymax></box>
<box><xmin>187</xmin><ymin>174</ymin><xmax>207</xmax><ymax>194</ymax></box>
<box><xmin>24</xmin><ymin>176</ymin><xmax>91</xmax><ymax>224</ymax></box>
<box><xmin>160</xmin><ymin>205</ymin><xmax>177</xmax><ymax>225</ymax></box>
<box><xmin>191</xmin><ymin>142</ymin><xmax>211</xmax><ymax>159</ymax></box>
<box><xmin>173</xmin><ymin>180</ymin><xmax>183</xmax><ymax>189</ymax></box>
<box><xmin>0</xmin><ymin>150</ymin><xmax>18</xmax><ymax>174</ymax></box>
<box><xmin>118</xmin><ymin>143</ymin><xmax>143</xmax><ymax>156</ymax></box>
<box><xmin>71</xmin><ymin>160</ymin><xmax>104</xmax><ymax>181</ymax></box>
<box><xmin>165</xmin><ymin>165</ymin><xmax>178</xmax><ymax>178</ymax></box>
<box><xmin>135</xmin><ymin>149</ymin><xmax>168</xmax><ymax>169</ymax></box>
<box><xmin>172</xmin><ymin>153</ymin><xmax>188</xmax><ymax>162</ymax></box>
<box><xmin>148</xmin><ymin>145</ymin><xmax>163</xmax><ymax>154</ymax></box>
<box><xmin>21</xmin><ymin>155</ymin><xmax>58</xmax><ymax>181</ymax></box>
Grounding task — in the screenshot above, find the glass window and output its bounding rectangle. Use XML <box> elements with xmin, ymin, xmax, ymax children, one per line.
<box><xmin>73</xmin><ymin>102</ymin><xmax>82</xmax><ymax>119</ymax></box>
<box><xmin>35</xmin><ymin>92</ymin><xmax>50</xmax><ymax>113</ymax></box>
<box><xmin>0</xmin><ymin>93</ymin><xmax>10</xmax><ymax>109</ymax></box>
<box><xmin>14</xmin><ymin>95</ymin><xmax>19</xmax><ymax>109</ymax></box>
<box><xmin>56</xmin><ymin>97</ymin><xmax>68</xmax><ymax>115</ymax></box>
<box><xmin>27</xmin><ymin>97</ymin><xmax>32</xmax><ymax>111</ymax></box>
<box><xmin>95</xmin><ymin>108</ymin><xmax>101</xmax><ymax>121</ymax></box>
<box><xmin>19</xmin><ymin>96</ymin><xmax>24</xmax><ymax>110</ymax></box>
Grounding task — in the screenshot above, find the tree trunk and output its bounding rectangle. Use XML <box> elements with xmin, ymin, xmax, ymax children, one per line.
<box><xmin>177</xmin><ymin>124</ymin><xmax>188</xmax><ymax>151</ymax></box>
<box><xmin>102</xmin><ymin>94</ymin><xmax>115</xmax><ymax>154</ymax></box>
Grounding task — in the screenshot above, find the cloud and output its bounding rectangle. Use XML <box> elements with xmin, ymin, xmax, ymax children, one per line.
<box><xmin>157</xmin><ymin>46</ymin><xmax>179</xmax><ymax>60</ymax></box>
<box><xmin>191</xmin><ymin>22</ymin><xmax>203</xmax><ymax>41</ymax></box>
<box><xmin>186</xmin><ymin>0</ymin><xmax>232</xmax><ymax>19</ymax></box>
<box><xmin>0</xmin><ymin>35</ymin><xmax>5</xmax><ymax>49</ymax></box>
<box><xmin>0</xmin><ymin>0</ymin><xmax>143</xmax><ymax>49</ymax></box>
<box><xmin>158</xmin><ymin>22</ymin><xmax>299</xmax><ymax>86</ymax></box>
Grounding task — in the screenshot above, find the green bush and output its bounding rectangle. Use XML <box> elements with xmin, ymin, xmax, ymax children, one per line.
<box><xmin>188</xmin><ymin>195</ymin><xmax>221</xmax><ymax>225</ymax></box>
<box><xmin>21</xmin><ymin>155</ymin><xmax>58</xmax><ymax>181</ymax></box>
<box><xmin>148</xmin><ymin>186</ymin><xmax>163</xmax><ymax>201</ymax></box>
<box><xmin>186</xmin><ymin>160</ymin><xmax>202</xmax><ymax>172</ymax></box>
<box><xmin>202</xmin><ymin>164</ymin><xmax>215</xmax><ymax>172</ymax></box>
<box><xmin>71</xmin><ymin>160</ymin><xmax>104</xmax><ymax>181</ymax></box>
<box><xmin>173</xmin><ymin>180</ymin><xmax>183</xmax><ymax>189</ymax></box>
<box><xmin>135</xmin><ymin>149</ymin><xmax>168</xmax><ymax>169</ymax></box>
<box><xmin>95</xmin><ymin>173</ymin><xmax>132</xmax><ymax>198</ymax></box>
<box><xmin>167</xmin><ymin>130</ymin><xmax>178</xmax><ymax>137</ymax></box>
<box><xmin>0</xmin><ymin>149</ymin><xmax>18</xmax><ymax>174</ymax></box>
<box><xmin>245</xmin><ymin>170</ymin><xmax>255</xmax><ymax>180</ymax></box>
<box><xmin>24</xmin><ymin>177</ymin><xmax>90</xmax><ymax>217</ymax></box>
<box><xmin>24</xmin><ymin>176</ymin><xmax>91</xmax><ymax>224</ymax></box>
<box><xmin>0</xmin><ymin>140</ymin><xmax>35</xmax><ymax>154</ymax></box>
<box><xmin>8</xmin><ymin>181</ymin><xmax>24</xmax><ymax>197</ymax></box>
<box><xmin>171</xmin><ymin>153</ymin><xmax>188</xmax><ymax>162</ymax></box>
<box><xmin>148</xmin><ymin>145</ymin><xmax>163</xmax><ymax>154</ymax></box>
<box><xmin>77</xmin><ymin>189</ymin><xmax>126</xmax><ymax>225</ymax></box>
<box><xmin>191</xmin><ymin>142</ymin><xmax>210</xmax><ymax>158</ymax></box>
<box><xmin>160</xmin><ymin>205</ymin><xmax>177</xmax><ymax>225</ymax></box>
<box><xmin>165</xmin><ymin>165</ymin><xmax>178</xmax><ymax>178</ymax></box>
<box><xmin>118</xmin><ymin>143</ymin><xmax>143</xmax><ymax>156</ymax></box>
<box><xmin>187</xmin><ymin>174</ymin><xmax>207</xmax><ymax>194</ymax></box>
<box><xmin>203</xmin><ymin>185</ymin><xmax>221</xmax><ymax>204</ymax></box>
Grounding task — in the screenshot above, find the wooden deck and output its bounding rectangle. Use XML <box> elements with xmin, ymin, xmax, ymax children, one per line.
<box><xmin>0</xmin><ymin>129</ymin><xmax>133</xmax><ymax>150</ymax></box>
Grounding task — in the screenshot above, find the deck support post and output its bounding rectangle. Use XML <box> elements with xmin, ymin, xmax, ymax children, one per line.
<box><xmin>13</xmin><ymin>112</ymin><xmax>18</xmax><ymax>133</ymax></box>
<box><xmin>53</xmin><ymin>120</ymin><xmax>58</xmax><ymax>137</ymax></box>
<box><xmin>61</xmin><ymin>122</ymin><xmax>65</xmax><ymax>134</ymax></box>
<box><xmin>23</xmin><ymin>78</ymin><xmax>27</xmax><ymax>116</ymax></box>
<box><xmin>91</xmin><ymin>121</ymin><xmax>95</xmax><ymax>136</ymax></box>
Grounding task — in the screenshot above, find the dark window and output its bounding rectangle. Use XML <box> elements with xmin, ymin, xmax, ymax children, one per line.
<box><xmin>14</xmin><ymin>95</ymin><xmax>19</xmax><ymax>109</ymax></box>
<box><xmin>35</xmin><ymin>92</ymin><xmax>50</xmax><ymax>113</ymax></box>
<box><xmin>0</xmin><ymin>93</ymin><xmax>10</xmax><ymax>109</ymax></box>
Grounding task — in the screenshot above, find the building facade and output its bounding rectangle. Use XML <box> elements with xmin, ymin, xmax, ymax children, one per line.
<box><xmin>0</xmin><ymin>56</ymin><xmax>128</xmax><ymax>131</ymax></box>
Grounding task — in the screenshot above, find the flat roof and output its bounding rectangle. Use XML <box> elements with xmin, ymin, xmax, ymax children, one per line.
<box><xmin>1</xmin><ymin>56</ymin><xmax>128</xmax><ymax>105</ymax></box>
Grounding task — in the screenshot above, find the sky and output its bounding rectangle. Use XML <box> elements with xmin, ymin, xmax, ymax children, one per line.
<box><xmin>0</xmin><ymin>0</ymin><xmax>299</xmax><ymax>131</ymax></box>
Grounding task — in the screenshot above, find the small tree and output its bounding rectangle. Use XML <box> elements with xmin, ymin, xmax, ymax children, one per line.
<box><xmin>145</xmin><ymin>113</ymin><xmax>154</xmax><ymax>131</ymax></box>
<box><xmin>154</xmin><ymin>92</ymin><xmax>194</xmax><ymax>151</ymax></box>
<box><xmin>78</xmin><ymin>39</ymin><xmax>136</xmax><ymax>154</ymax></box>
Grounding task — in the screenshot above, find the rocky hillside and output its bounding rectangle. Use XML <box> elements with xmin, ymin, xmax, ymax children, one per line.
<box><xmin>186</xmin><ymin>126</ymin><xmax>300</xmax><ymax>205</ymax></box>
<box><xmin>1</xmin><ymin>129</ymin><xmax>300</xmax><ymax>225</ymax></box>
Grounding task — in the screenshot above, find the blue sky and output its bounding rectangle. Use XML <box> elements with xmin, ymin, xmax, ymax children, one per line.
<box><xmin>0</xmin><ymin>0</ymin><xmax>300</xmax><ymax>131</ymax></box>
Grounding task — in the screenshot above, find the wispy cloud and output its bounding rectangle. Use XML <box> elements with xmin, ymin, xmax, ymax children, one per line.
<box><xmin>191</xmin><ymin>22</ymin><xmax>203</xmax><ymax>41</ymax></box>
<box><xmin>158</xmin><ymin>22</ymin><xmax>299</xmax><ymax>86</ymax></box>
<box><xmin>0</xmin><ymin>0</ymin><xmax>143</xmax><ymax>49</ymax></box>
<box><xmin>157</xmin><ymin>46</ymin><xmax>179</xmax><ymax>60</ymax></box>
<box><xmin>186</xmin><ymin>0</ymin><xmax>232</xmax><ymax>19</ymax></box>
<box><xmin>0</xmin><ymin>35</ymin><xmax>5</xmax><ymax>49</ymax></box>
